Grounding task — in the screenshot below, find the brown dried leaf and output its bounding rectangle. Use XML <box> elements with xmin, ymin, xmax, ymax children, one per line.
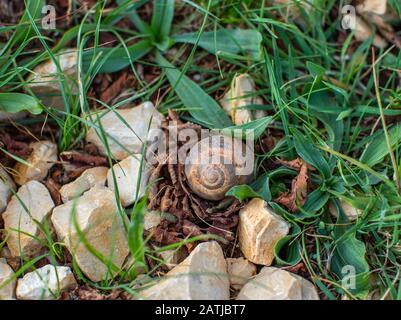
<box><xmin>275</xmin><ymin>160</ymin><xmax>309</xmax><ymax>212</ymax></box>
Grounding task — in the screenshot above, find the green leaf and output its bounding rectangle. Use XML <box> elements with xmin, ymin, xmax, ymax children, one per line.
<box><xmin>226</xmin><ymin>185</ymin><xmax>262</xmax><ymax>202</ymax></box>
<box><xmin>330</xmin><ymin>207</ymin><xmax>370</xmax><ymax>297</ymax></box>
<box><xmin>82</xmin><ymin>39</ymin><xmax>153</xmax><ymax>73</ymax></box>
<box><xmin>151</xmin><ymin>0</ymin><xmax>175</xmax><ymax>42</ymax></box>
<box><xmin>172</xmin><ymin>29</ymin><xmax>262</xmax><ymax>60</ymax></box>
<box><xmin>156</xmin><ymin>53</ymin><xmax>232</xmax><ymax>128</ymax></box>
<box><xmin>110</xmin><ymin>0</ymin><xmax>151</xmax><ymax>34</ymax></box>
<box><xmin>128</xmin><ymin>196</ymin><xmax>148</xmax><ymax>268</ymax></box>
<box><xmin>0</xmin><ymin>93</ymin><xmax>42</xmax><ymax>114</ymax></box>
<box><xmin>292</xmin><ymin>129</ymin><xmax>331</xmax><ymax>179</ymax></box>
<box><xmin>220</xmin><ymin>116</ymin><xmax>273</xmax><ymax>140</ymax></box>
<box><xmin>274</xmin><ymin>223</ymin><xmax>302</xmax><ymax>266</ymax></box>
<box><xmin>307</xmin><ymin>61</ymin><xmax>326</xmax><ymax>77</ymax></box>
<box><xmin>360</xmin><ymin>123</ymin><xmax>401</xmax><ymax>167</ymax></box>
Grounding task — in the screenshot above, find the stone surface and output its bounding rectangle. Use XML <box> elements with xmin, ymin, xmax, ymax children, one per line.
<box><xmin>220</xmin><ymin>74</ymin><xmax>267</xmax><ymax>125</ymax></box>
<box><xmin>237</xmin><ymin>267</ymin><xmax>319</xmax><ymax>300</ymax></box>
<box><xmin>354</xmin><ymin>16</ymin><xmax>387</xmax><ymax>48</ymax></box>
<box><xmin>16</xmin><ymin>265</ymin><xmax>77</xmax><ymax>300</ymax></box>
<box><xmin>13</xmin><ymin>141</ymin><xmax>57</xmax><ymax>185</ymax></box>
<box><xmin>3</xmin><ymin>181</ymin><xmax>55</xmax><ymax>258</ymax></box>
<box><xmin>0</xmin><ymin>168</ymin><xmax>15</xmax><ymax>214</ymax></box>
<box><xmin>0</xmin><ymin>258</ymin><xmax>16</xmax><ymax>300</ymax></box>
<box><xmin>26</xmin><ymin>49</ymin><xmax>78</xmax><ymax>110</ymax></box>
<box><xmin>357</xmin><ymin>0</ymin><xmax>387</xmax><ymax>15</ymax></box>
<box><xmin>238</xmin><ymin>198</ymin><xmax>290</xmax><ymax>266</ymax></box>
<box><xmin>60</xmin><ymin>166</ymin><xmax>108</xmax><ymax>203</ymax></box>
<box><xmin>226</xmin><ymin>257</ymin><xmax>257</xmax><ymax>290</ymax></box>
<box><xmin>107</xmin><ymin>155</ymin><xmax>148</xmax><ymax>207</ymax></box>
<box><xmin>329</xmin><ymin>200</ymin><xmax>362</xmax><ymax>221</ymax></box>
<box><xmin>86</xmin><ymin>102</ymin><xmax>164</xmax><ymax>160</ymax></box>
<box><xmin>51</xmin><ymin>186</ymin><xmax>129</xmax><ymax>282</ymax></box>
<box><xmin>138</xmin><ymin>241</ymin><xmax>230</xmax><ymax>300</ymax></box>
<box><xmin>144</xmin><ymin>210</ymin><xmax>164</xmax><ymax>232</ymax></box>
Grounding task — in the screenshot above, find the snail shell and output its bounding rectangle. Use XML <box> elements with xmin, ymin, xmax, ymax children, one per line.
<box><xmin>184</xmin><ymin>135</ymin><xmax>253</xmax><ymax>201</ymax></box>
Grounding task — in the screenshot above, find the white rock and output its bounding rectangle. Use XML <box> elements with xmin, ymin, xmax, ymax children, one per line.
<box><xmin>0</xmin><ymin>168</ymin><xmax>15</xmax><ymax>214</ymax></box>
<box><xmin>59</xmin><ymin>166</ymin><xmax>108</xmax><ymax>203</ymax></box>
<box><xmin>86</xmin><ymin>102</ymin><xmax>164</xmax><ymax>160</ymax></box>
<box><xmin>16</xmin><ymin>265</ymin><xmax>77</xmax><ymax>300</ymax></box>
<box><xmin>237</xmin><ymin>267</ymin><xmax>319</xmax><ymax>300</ymax></box>
<box><xmin>329</xmin><ymin>200</ymin><xmax>362</xmax><ymax>221</ymax></box>
<box><xmin>3</xmin><ymin>181</ymin><xmax>55</xmax><ymax>258</ymax></box>
<box><xmin>354</xmin><ymin>16</ymin><xmax>387</xmax><ymax>48</ymax></box>
<box><xmin>26</xmin><ymin>49</ymin><xmax>78</xmax><ymax>110</ymax></box>
<box><xmin>238</xmin><ymin>198</ymin><xmax>290</xmax><ymax>266</ymax></box>
<box><xmin>357</xmin><ymin>0</ymin><xmax>387</xmax><ymax>15</ymax></box>
<box><xmin>107</xmin><ymin>155</ymin><xmax>148</xmax><ymax>207</ymax></box>
<box><xmin>51</xmin><ymin>186</ymin><xmax>129</xmax><ymax>282</ymax></box>
<box><xmin>13</xmin><ymin>140</ymin><xmax>57</xmax><ymax>186</ymax></box>
<box><xmin>220</xmin><ymin>74</ymin><xmax>267</xmax><ymax>125</ymax></box>
<box><xmin>144</xmin><ymin>210</ymin><xmax>163</xmax><ymax>232</ymax></box>
<box><xmin>0</xmin><ymin>258</ymin><xmax>16</xmax><ymax>300</ymax></box>
<box><xmin>226</xmin><ymin>257</ymin><xmax>257</xmax><ymax>290</ymax></box>
<box><xmin>138</xmin><ymin>241</ymin><xmax>230</xmax><ymax>300</ymax></box>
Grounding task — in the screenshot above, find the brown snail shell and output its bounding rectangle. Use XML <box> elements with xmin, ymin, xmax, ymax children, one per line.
<box><xmin>184</xmin><ymin>135</ymin><xmax>253</xmax><ymax>201</ymax></box>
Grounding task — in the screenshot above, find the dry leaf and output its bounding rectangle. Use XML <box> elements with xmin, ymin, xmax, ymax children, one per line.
<box><xmin>275</xmin><ymin>160</ymin><xmax>309</xmax><ymax>212</ymax></box>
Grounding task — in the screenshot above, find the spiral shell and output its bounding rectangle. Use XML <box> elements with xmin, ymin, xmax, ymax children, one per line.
<box><xmin>184</xmin><ymin>135</ymin><xmax>253</xmax><ymax>201</ymax></box>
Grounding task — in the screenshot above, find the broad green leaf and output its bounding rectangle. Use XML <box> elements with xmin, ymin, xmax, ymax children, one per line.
<box><xmin>330</xmin><ymin>203</ymin><xmax>370</xmax><ymax>297</ymax></box>
<box><xmin>226</xmin><ymin>185</ymin><xmax>262</xmax><ymax>202</ymax></box>
<box><xmin>156</xmin><ymin>53</ymin><xmax>232</xmax><ymax>128</ymax></box>
<box><xmin>172</xmin><ymin>29</ymin><xmax>262</xmax><ymax>60</ymax></box>
<box><xmin>292</xmin><ymin>129</ymin><xmax>331</xmax><ymax>179</ymax></box>
<box><xmin>82</xmin><ymin>40</ymin><xmax>153</xmax><ymax>73</ymax></box>
<box><xmin>0</xmin><ymin>93</ymin><xmax>42</xmax><ymax>114</ymax></box>
<box><xmin>151</xmin><ymin>0</ymin><xmax>175</xmax><ymax>41</ymax></box>
<box><xmin>220</xmin><ymin>116</ymin><xmax>273</xmax><ymax>140</ymax></box>
<box><xmin>274</xmin><ymin>223</ymin><xmax>302</xmax><ymax>266</ymax></box>
<box><xmin>360</xmin><ymin>124</ymin><xmax>401</xmax><ymax>167</ymax></box>
<box><xmin>307</xmin><ymin>61</ymin><xmax>325</xmax><ymax>77</ymax></box>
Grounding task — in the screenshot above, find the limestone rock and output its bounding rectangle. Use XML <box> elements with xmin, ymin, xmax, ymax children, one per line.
<box><xmin>238</xmin><ymin>198</ymin><xmax>290</xmax><ymax>266</ymax></box>
<box><xmin>354</xmin><ymin>16</ymin><xmax>387</xmax><ymax>48</ymax></box>
<box><xmin>26</xmin><ymin>49</ymin><xmax>78</xmax><ymax>110</ymax></box>
<box><xmin>0</xmin><ymin>168</ymin><xmax>15</xmax><ymax>214</ymax></box>
<box><xmin>51</xmin><ymin>186</ymin><xmax>129</xmax><ymax>282</ymax></box>
<box><xmin>220</xmin><ymin>74</ymin><xmax>267</xmax><ymax>125</ymax></box>
<box><xmin>16</xmin><ymin>265</ymin><xmax>77</xmax><ymax>300</ymax></box>
<box><xmin>0</xmin><ymin>258</ymin><xmax>16</xmax><ymax>300</ymax></box>
<box><xmin>13</xmin><ymin>141</ymin><xmax>57</xmax><ymax>185</ymax></box>
<box><xmin>86</xmin><ymin>102</ymin><xmax>164</xmax><ymax>160</ymax></box>
<box><xmin>3</xmin><ymin>181</ymin><xmax>55</xmax><ymax>258</ymax></box>
<box><xmin>144</xmin><ymin>210</ymin><xmax>164</xmax><ymax>232</ymax></box>
<box><xmin>138</xmin><ymin>241</ymin><xmax>229</xmax><ymax>300</ymax></box>
<box><xmin>59</xmin><ymin>166</ymin><xmax>108</xmax><ymax>203</ymax></box>
<box><xmin>107</xmin><ymin>155</ymin><xmax>148</xmax><ymax>207</ymax></box>
<box><xmin>357</xmin><ymin>0</ymin><xmax>387</xmax><ymax>15</ymax></box>
<box><xmin>237</xmin><ymin>267</ymin><xmax>319</xmax><ymax>300</ymax></box>
<box><xmin>329</xmin><ymin>200</ymin><xmax>362</xmax><ymax>221</ymax></box>
<box><xmin>226</xmin><ymin>257</ymin><xmax>257</xmax><ymax>290</ymax></box>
